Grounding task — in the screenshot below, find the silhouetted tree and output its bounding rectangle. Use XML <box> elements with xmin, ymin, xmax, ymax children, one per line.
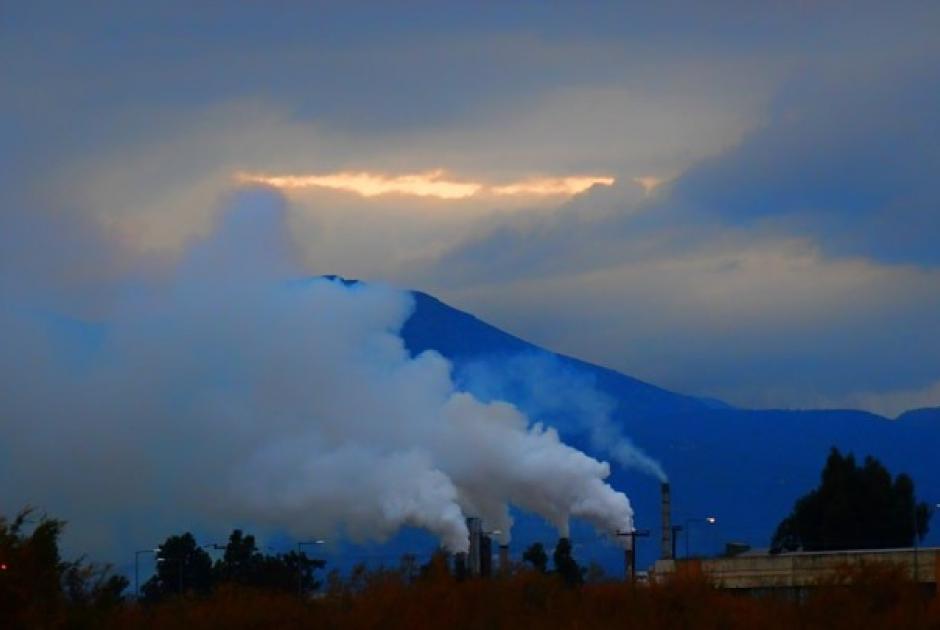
<box><xmin>257</xmin><ymin>550</ymin><xmax>323</xmax><ymax>594</ymax></box>
<box><xmin>522</xmin><ymin>542</ymin><xmax>548</xmax><ymax>573</ymax></box>
<box><xmin>771</xmin><ymin>448</ymin><xmax>931</xmax><ymax>552</ymax></box>
<box><xmin>0</xmin><ymin>509</ymin><xmax>64</xmax><ymax>614</ymax></box>
<box><xmin>212</xmin><ymin>529</ymin><xmax>324</xmax><ymax>593</ymax></box>
<box><xmin>214</xmin><ymin>529</ymin><xmax>262</xmax><ymax>585</ymax></box>
<box><xmin>552</xmin><ymin>537</ymin><xmax>582</xmax><ymax>587</ymax></box>
<box><xmin>142</xmin><ymin>532</ymin><xmax>213</xmax><ymax>600</ymax></box>
<box><xmin>0</xmin><ymin>508</ymin><xmax>127</xmax><ymax>625</ymax></box>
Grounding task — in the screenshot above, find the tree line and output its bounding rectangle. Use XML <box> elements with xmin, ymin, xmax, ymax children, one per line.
<box><xmin>1</xmin><ymin>447</ymin><xmax>935</xmax><ymax>626</ymax></box>
<box><xmin>772</xmin><ymin>447</ymin><xmax>931</xmax><ymax>553</ymax></box>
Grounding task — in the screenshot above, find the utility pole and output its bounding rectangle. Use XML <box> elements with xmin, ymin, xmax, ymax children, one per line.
<box><xmin>616</xmin><ymin>528</ymin><xmax>650</xmax><ymax>582</ymax></box>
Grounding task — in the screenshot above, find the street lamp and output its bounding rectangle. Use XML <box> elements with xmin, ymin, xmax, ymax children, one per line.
<box><xmin>134</xmin><ymin>548</ymin><xmax>159</xmax><ymax>599</ymax></box>
<box><xmin>684</xmin><ymin>516</ymin><xmax>718</xmax><ymax>559</ymax></box>
<box><xmin>297</xmin><ymin>539</ymin><xmax>326</xmax><ymax>597</ymax></box>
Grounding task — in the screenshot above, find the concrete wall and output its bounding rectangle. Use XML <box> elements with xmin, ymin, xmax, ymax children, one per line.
<box><xmin>652</xmin><ymin>547</ymin><xmax>940</xmax><ymax>591</ymax></box>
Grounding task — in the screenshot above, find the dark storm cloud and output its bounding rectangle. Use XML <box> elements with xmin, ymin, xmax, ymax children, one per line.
<box><xmin>412</xmin><ymin>41</ymin><xmax>940</xmax><ymax>412</ymax></box>
<box><xmin>675</xmin><ymin>55</ymin><xmax>940</xmax><ymax>265</ymax></box>
<box><xmin>2</xmin><ymin>0</ymin><xmax>940</xmax><ymax>415</ymax></box>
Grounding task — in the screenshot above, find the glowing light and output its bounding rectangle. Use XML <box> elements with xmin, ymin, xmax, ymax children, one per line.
<box><xmin>491</xmin><ymin>176</ymin><xmax>615</xmax><ymax>196</ymax></box>
<box><xmin>236</xmin><ymin>169</ymin><xmax>481</xmax><ymax>200</ymax></box>
<box><xmin>235</xmin><ymin>170</ymin><xmax>616</xmax><ymax>200</ymax></box>
<box><xmin>633</xmin><ymin>175</ymin><xmax>666</xmax><ymax>196</ymax></box>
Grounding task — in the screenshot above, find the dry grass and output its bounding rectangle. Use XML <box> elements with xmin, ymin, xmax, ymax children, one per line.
<box><xmin>97</xmin><ymin>562</ymin><xmax>939</xmax><ymax>630</ymax></box>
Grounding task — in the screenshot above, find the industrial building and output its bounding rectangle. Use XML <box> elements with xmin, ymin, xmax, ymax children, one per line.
<box><xmin>650</xmin><ymin>482</ymin><xmax>940</xmax><ymax>596</ymax></box>
<box><xmin>650</xmin><ymin>546</ymin><xmax>940</xmax><ymax>596</ymax></box>
<box><xmin>455</xmin><ymin>517</ymin><xmax>509</xmax><ymax>578</ymax></box>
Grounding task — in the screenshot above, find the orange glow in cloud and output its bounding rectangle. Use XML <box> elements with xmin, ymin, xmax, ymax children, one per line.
<box><xmin>236</xmin><ymin>170</ymin><xmax>615</xmax><ymax>200</ymax></box>
<box><xmin>633</xmin><ymin>175</ymin><xmax>666</xmax><ymax>196</ymax></box>
<box><xmin>236</xmin><ymin>169</ymin><xmax>482</xmax><ymax>199</ymax></box>
<box><xmin>491</xmin><ymin>176</ymin><xmax>615</xmax><ymax>196</ymax></box>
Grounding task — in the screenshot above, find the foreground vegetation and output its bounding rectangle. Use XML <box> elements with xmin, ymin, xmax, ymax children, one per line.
<box><xmin>3</xmin><ymin>509</ymin><xmax>939</xmax><ymax>629</ymax></box>
<box><xmin>110</xmin><ymin>562</ymin><xmax>940</xmax><ymax>630</ymax></box>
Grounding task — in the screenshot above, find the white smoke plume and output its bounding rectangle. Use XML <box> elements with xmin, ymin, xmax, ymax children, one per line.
<box><xmin>0</xmin><ymin>190</ymin><xmax>633</xmax><ymax>555</ymax></box>
<box><xmin>456</xmin><ymin>354</ymin><xmax>668</xmax><ymax>482</ymax></box>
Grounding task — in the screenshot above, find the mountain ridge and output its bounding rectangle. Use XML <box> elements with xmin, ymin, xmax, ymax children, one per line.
<box><xmin>312</xmin><ymin>276</ymin><xmax>939</xmax><ymax>569</ymax></box>
<box><xmin>390</xmin><ymin>279</ymin><xmax>940</xmax><ymax>567</ymax></box>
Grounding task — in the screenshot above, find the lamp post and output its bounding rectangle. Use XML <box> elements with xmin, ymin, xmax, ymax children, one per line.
<box><xmin>684</xmin><ymin>516</ymin><xmax>717</xmax><ymax>559</ymax></box>
<box><xmin>134</xmin><ymin>548</ymin><xmax>159</xmax><ymax>599</ymax></box>
<box><xmin>481</xmin><ymin>529</ymin><xmax>501</xmax><ymax>578</ymax></box>
<box><xmin>297</xmin><ymin>539</ymin><xmax>326</xmax><ymax>597</ymax></box>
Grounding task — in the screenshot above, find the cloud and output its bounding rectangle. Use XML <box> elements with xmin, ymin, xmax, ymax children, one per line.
<box><xmin>824</xmin><ymin>381</ymin><xmax>940</xmax><ymax>419</ymax></box>
<box><xmin>237</xmin><ymin>169</ymin><xmax>483</xmax><ymax>200</ymax></box>
<box><xmin>0</xmin><ymin>192</ymin><xmax>636</xmax><ymax>559</ymax></box>
<box><xmin>673</xmin><ymin>52</ymin><xmax>940</xmax><ymax>265</ymax></box>
<box><xmin>3</xmin><ymin>0</ymin><xmax>939</xmax><ymax>419</ymax></box>
<box><xmin>237</xmin><ymin>169</ymin><xmax>614</xmax><ymax>200</ymax></box>
<box><xmin>491</xmin><ymin>176</ymin><xmax>614</xmax><ymax>196</ymax></box>
<box><xmin>428</xmin><ymin>233</ymin><xmax>940</xmax><ymax>411</ymax></box>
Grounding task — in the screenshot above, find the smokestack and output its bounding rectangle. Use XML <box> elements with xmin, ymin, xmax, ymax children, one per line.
<box><xmin>466</xmin><ymin>517</ymin><xmax>482</xmax><ymax>577</ymax></box>
<box><xmin>480</xmin><ymin>534</ymin><xmax>492</xmax><ymax>578</ymax></box>
<box><xmin>499</xmin><ymin>544</ymin><xmax>509</xmax><ymax>574</ymax></box>
<box><xmin>624</xmin><ymin>534</ymin><xmax>634</xmax><ymax>581</ymax></box>
<box><xmin>661</xmin><ymin>482</ymin><xmax>672</xmax><ymax>560</ymax></box>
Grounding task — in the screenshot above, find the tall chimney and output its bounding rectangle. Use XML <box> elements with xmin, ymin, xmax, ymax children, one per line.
<box><xmin>498</xmin><ymin>544</ymin><xmax>510</xmax><ymax>574</ymax></box>
<box><xmin>466</xmin><ymin>517</ymin><xmax>482</xmax><ymax>577</ymax></box>
<box><xmin>480</xmin><ymin>534</ymin><xmax>493</xmax><ymax>578</ymax></box>
<box><xmin>624</xmin><ymin>534</ymin><xmax>634</xmax><ymax>581</ymax></box>
<box><xmin>661</xmin><ymin>482</ymin><xmax>672</xmax><ymax>560</ymax></box>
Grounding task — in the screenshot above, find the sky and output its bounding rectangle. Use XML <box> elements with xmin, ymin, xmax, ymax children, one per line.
<box><xmin>3</xmin><ymin>1</ymin><xmax>940</xmax><ymax>416</ymax></box>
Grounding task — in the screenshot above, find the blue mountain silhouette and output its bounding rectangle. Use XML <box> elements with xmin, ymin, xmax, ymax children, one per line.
<box><xmin>398</xmin><ymin>286</ymin><xmax>940</xmax><ymax>570</ymax></box>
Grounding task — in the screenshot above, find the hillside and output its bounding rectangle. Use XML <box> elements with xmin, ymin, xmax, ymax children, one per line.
<box><xmin>401</xmin><ymin>290</ymin><xmax>710</xmax><ymax>418</ymax></box>
<box><xmin>398</xmin><ymin>284</ymin><xmax>940</xmax><ymax>568</ymax></box>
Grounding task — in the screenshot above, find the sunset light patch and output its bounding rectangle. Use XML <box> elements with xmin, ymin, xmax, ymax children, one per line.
<box><xmin>236</xmin><ymin>170</ymin><xmax>616</xmax><ymax>200</ymax></box>
<box><xmin>633</xmin><ymin>175</ymin><xmax>666</xmax><ymax>196</ymax></box>
<box><xmin>491</xmin><ymin>176</ymin><xmax>615</xmax><ymax>196</ymax></box>
<box><xmin>236</xmin><ymin>169</ymin><xmax>481</xmax><ymax>199</ymax></box>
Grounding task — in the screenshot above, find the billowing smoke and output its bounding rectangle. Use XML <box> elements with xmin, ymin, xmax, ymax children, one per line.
<box><xmin>0</xmin><ymin>190</ymin><xmax>633</xmax><ymax>555</ymax></box>
<box><xmin>457</xmin><ymin>354</ymin><xmax>668</xmax><ymax>482</ymax></box>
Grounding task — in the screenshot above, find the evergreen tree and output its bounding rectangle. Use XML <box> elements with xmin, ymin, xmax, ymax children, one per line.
<box><xmin>214</xmin><ymin>529</ymin><xmax>262</xmax><ymax>585</ymax></box>
<box><xmin>212</xmin><ymin>529</ymin><xmax>325</xmax><ymax>593</ymax></box>
<box><xmin>0</xmin><ymin>508</ymin><xmax>127</xmax><ymax>624</ymax></box>
<box><xmin>142</xmin><ymin>532</ymin><xmax>213</xmax><ymax>600</ymax></box>
<box><xmin>552</xmin><ymin>537</ymin><xmax>583</xmax><ymax>587</ymax></box>
<box><xmin>771</xmin><ymin>448</ymin><xmax>931</xmax><ymax>552</ymax></box>
<box><xmin>522</xmin><ymin>542</ymin><xmax>548</xmax><ymax>573</ymax></box>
